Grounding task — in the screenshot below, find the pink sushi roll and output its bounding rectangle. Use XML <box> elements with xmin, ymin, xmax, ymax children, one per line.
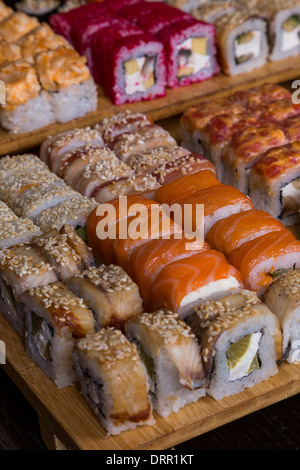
<box><xmin>157</xmin><ymin>17</ymin><xmax>220</xmax><ymax>88</ymax></box>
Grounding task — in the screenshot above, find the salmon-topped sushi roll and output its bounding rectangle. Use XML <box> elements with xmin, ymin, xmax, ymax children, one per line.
<box><xmin>206</xmin><ymin>209</ymin><xmax>285</xmax><ymax>258</ymax></box>
<box><xmin>150</xmin><ymin>250</ymin><xmax>244</xmax><ymax>318</ymax></box>
<box><xmin>228</xmin><ymin>229</ymin><xmax>300</xmax><ymax>296</ymax></box>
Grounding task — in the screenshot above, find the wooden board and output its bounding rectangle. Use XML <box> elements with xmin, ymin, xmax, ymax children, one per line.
<box><xmin>1</xmin><ymin>313</ymin><xmax>300</xmax><ymax>451</ymax></box>
<box><xmin>0</xmin><ymin>55</ymin><xmax>300</xmax><ymax>157</ymax></box>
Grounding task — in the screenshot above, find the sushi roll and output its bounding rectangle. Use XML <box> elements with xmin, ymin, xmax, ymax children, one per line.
<box><xmin>0</xmin><ymin>244</ymin><xmax>57</xmax><ymax>335</ymax></box>
<box><xmin>281</xmin><ymin>115</ymin><xmax>300</xmax><ymax>142</ymax></box>
<box><xmin>228</xmin><ymin>229</ymin><xmax>300</xmax><ymax>296</ymax></box>
<box><xmin>0</xmin><ymin>40</ymin><xmax>22</xmax><ymax>65</ymax></box>
<box><xmin>21</xmin><ymin>281</ymin><xmax>95</xmax><ymax>388</ymax></box>
<box><xmin>0</xmin><ymin>218</ymin><xmax>42</xmax><ymax>250</ymax></box>
<box><xmin>34</xmin><ymin>47</ymin><xmax>98</xmax><ymax>123</ymax></box>
<box><xmin>0</xmin><ymin>1</ymin><xmax>13</xmax><ymax>21</ymax></box>
<box><xmin>67</xmin><ymin>265</ymin><xmax>143</xmax><ymax>330</ymax></box>
<box><xmin>40</xmin><ymin>126</ymin><xmax>105</xmax><ymax>168</ymax></box>
<box><xmin>126</xmin><ymin>146</ymin><xmax>190</xmax><ymax>175</ymax></box>
<box><xmin>263</xmin><ymin>269</ymin><xmax>300</xmax><ymax>364</ymax></box>
<box><xmin>170</xmin><ymin>0</ymin><xmax>217</xmax><ymax>14</ymax></box>
<box><xmin>0</xmin><ymin>11</ymin><xmax>39</xmax><ymax>43</ymax></box>
<box><xmin>151</xmin><ymin>152</ymin><xmax>217</xmax><ymax>185</ymax></box>
<box><xmin>0</xmin><ymin>153</ymin><xmax>49</xmax><ymax>176</ymax></box>
<box><xmin>150</xmin><ymin>250</ymin><xmax>244</xmax><ymax>318</ymax></box>
<box><xmin>249</xmin><ymin>141</ymin><xmax>300</xmax><ymax>227</ymax></box>
<box><xmin>221</xmin><ymin>125</ymin><xmax>289</xmax><ymax>196</ymax></box>
<box><xmin>73</xmin><ymin>328</ymin><xmax>155</xmax><ymax>436</ymax></box>
<box><xmin>95</xmin><ymin>112</ymin><xmax>153</xmax><ymax>147</ymax></box>
<box><xmin>206</xmin><ymin>209</ymin><xmax>285</xmax><ymax>258</ymax></box>
<box><xmin>232</xmin><ymin>82</ymin><xmax>292</xmax><ymax>107</ymax></box>
<box><xmin>15</xmin><ymin>0</ymin><xmax>60</xmax><ymax>16</ymax></box>
<box><xmin>157</xmin><ymin>17</ymin><xmax>220</xmax><ymax>88</ymax></box>
<box><xmin>187</xmin><ymin>290</ymin><xmax>283</xmax><ymax>400</ymax></box>
<box><xmin>0</xmin><ymin>60</ymin><xmax>55</xmax><ymax>134</ymax></box>
<box><xmin>125</xmin><ymin>310</ymin><xmax>206</xmax><ymax>417</ymax></box>
<box><xmin>35</xmin><ymin>196</ymin><xmax>98</xmax><ymax>234</ymax></box>
<box><xmin>192</xmin><ymin>0</ymin><xmax>241</xmax><ymax>23</ymax></box>
<box><xmin>213</xmin><ymin>11</ymin><xmax>269</xmax><ymax>76</ymax></box>
<box><xmin>59</xmin><ymin>224</ymin><xmax>95</xmax><ymax>267</ymax></box>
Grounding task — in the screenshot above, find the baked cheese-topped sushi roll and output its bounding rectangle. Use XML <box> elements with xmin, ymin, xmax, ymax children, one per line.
<box><xmin>0</xmin><ymin>40</ymin><xmax>22</xmax><ymax>65</ymax></box>
<box><xmin>40</xmin><ymin>126</ymin><xmax>105</xmax><ymax>168</ymax></box>
<box><xmin>221</xmin><ymin>125</ymin><xmax>289</xmax><ymax>195</ymax></box>
<box><xmin>0</xmin><ymin>243</ymin><xmax>57</xmax><ymax>335</ymax></box>
<box><xmin>187</xmin><ymin>290</ymin><xmax>282</xmax><ymax>400</ymax></box>
<box><xmin>249</xmin><ymin>141</ymin><xmax>300</xmax><ymax>226</ymax></box>
<box><xmin>93</xmin><ymin>175</ymin><xmax>161</xmax><ymax>204</ymax></box>
<box><xmin>73</xmin><ymin>328</ymin><xmax>155</xmax><ymax>436</ymax></box>
<box><xmin>35</xmin><ymin>196</ymin><xmax>98</xmax><ymax>235</ymax></box>
<box><xmin>150</xmin><ymin>250</ymin><xmax>244</xmax><ymax>318</ymax></box>
<box><xmin>258</xmin><ymin>98</ymin><xmax>300</xmax><ymax>124</ymax></box>
<box><xmin>206</xmin><ymin>209</ymin><xmax>285</xmax><ymax>258</ymax></box>
<box><xmin>152</xmin><ymin>152</ymin><xmax>217</xmax><ymax>185</ymax></box>
<box><xmin>125</xmin><ymin>310</ymin><xmax>206</xmax><ymax>417</ymax></box>
<box><xmin>127</xmin><ymin>146</ymin><xmax>189</xmax><ymax>175</ymax></box>
<box><xmin>177</xmin><ymin>183</ymin><xmax>254</xmax><ymax>236</ymax></box>
<box><xmin>155</xmin><ymin>170</ymin><xmax>220</xmax><ymax>206</ymax></box>
<box><xmin>0</xmin><ymin>1</ymin><xmax>13</xmax><ymax>21</ymax></box>
<box><xmin>18</xmin><ymin>23</ymin><xmax>72</xmax><ymax>64</ymax></box>
<box><xmin>233</xmin><ymin>82</ymin><xmax>292</xmax><ymax>107</ymax></box>
<box><xmin>0</xmin><ymin>218</ymin><xmax>42</xmax><ymax>250</ymax></box>
<box><xmin>0</xmin><ymin>11</ymin><xmax>39</xmax><ymax>42</ymax></box>
<box><xmin>281</xmin><ymin>115</ymin><xmax>300</xmax><ymax>142</ymax></box>
<box><xmin>34</xmin><ymin>47</ymin><xmax>98</xmax><ymax>123</ymax></box>
<box><xmin>0</xmin><ymin>59</ymin><xmax>55</xmax><ymax>134</ymax></box>
<box><xmin>68</xmin><ymin>265</ymin><xmax>143</xmax><ymax>330</ymax></box>
<box><xmin>213</xmin><ymin>11</ymin><xmax>269</xmax><ymax>76</ymax></box>
<box><xmin>263</xmin><ymin>269</ymin><xmax>300</xmax><ymax>364</ymax></box>
<box><xmin>128</xmin><ymin>237</ymin><xmax>211</xmax><ymax>310</ymax></box>
<box><xmin>111</xmin><ymin>126</ymin><xmax>177</xmax><ymax>162</ymax></box>
<box><xmin>180</xmin><ymin>97</ymin><xmax>245</xmax><ymax>153</ymax></box>
<box><xmin>21</xmin><ymin>281</ymin><xmax>95</xmax><ymax>388</ymax></box>
<box><xmin>228</xmin><ymin>229</ymin><xmax>300</xmax><ymax>297</ymax></box>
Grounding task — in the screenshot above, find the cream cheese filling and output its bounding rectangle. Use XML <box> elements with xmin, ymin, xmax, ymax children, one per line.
<box><xmin>281</xmin><ymin>26</ymin><xmax>300</xmax><ymax>51</ymax></box>
<box><xmin>124</xmin><ymin>56</ymin><xmax>155</xmax><ymax>95</ymax></box>
<box><xmin>234</xmin><ymin>30</ymin><xmax>261</xmax><ymax>62</ymax></box>
<box><xmin>177</xmin><ymin>37</ymin><xmax>210</xmax><ymax>78</ymax></box>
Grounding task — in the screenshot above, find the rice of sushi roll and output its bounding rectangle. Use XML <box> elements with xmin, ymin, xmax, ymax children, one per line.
<box><xmin>73</xmin><ymin>328</ymin><xmax>155</xmax><ymax>436</ymax></box>
<box><xmin>0</xmin><ymin>60</ymin><xmax>55</xmax><ymax>134</ymax></box>
<box><xmin>263</xmin><ymin>269</ymin><xmax>300</xmax><ymax>364</ymax></box>
<box><xmin>125</xmin><ymin>310</ymin><xmax>206</xmax><ymax>417</ymax></box>
<box><xmin>34</xmin><ymin>46</ymin><xmax>98</xmax><ymax>123</ymax></box>
<box><xmin>0</xmin><ymin>244</ymin><xmax>57</xmax><ymax>335</ymax></box>
<box><xmin>68</xmin><ymin>265</ymin><xmax>143</xmax><ymax>330</ymax></box>
<box><xmin>187</xmin><ymin>290</ymin><xmax>283</xmax><ymax>401</ymax></box>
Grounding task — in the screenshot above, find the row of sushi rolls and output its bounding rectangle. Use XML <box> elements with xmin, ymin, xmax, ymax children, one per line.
<box><xmin>1</xmin><ymin>76</ymin><xmax>300</xmax><ymax>437</ymax></box>
<box><xmin>2</xmin><ymin>0</ymin><xmax>300</xmax><ymax>133</ymax></box>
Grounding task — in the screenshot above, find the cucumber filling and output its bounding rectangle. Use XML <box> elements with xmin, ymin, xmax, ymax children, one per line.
<box><xmin>135</xmin><ymin>342</ymin><xmax>155</xmax><ymax>393</ymax></box>
<box><xmin>226</xmin><ymin>331</ymin><xmax>262</xmax><ymax>382</ymax></box>
<box><xmin>234</xmin><ymin>30</ymin><xmax>261</xmax><ymax>65</ymax></box>
<box><xmin>177</xmin><ymin>37</ymin><xmax>210</xmax><ymax>78</ymax></box>
<box><xmin>75</xmin><ymin>225</ymin><xmax>87</xmax><ymax>243</ymax></box>
<box><xmin>124</xmin><ymin>55</ymin><xmax>156</xmax><ymax>95</ymax></box>
<box><xmin>282</xmin><ymin>15</ymin><xmax>300</xmax><ymax>52</ymax></box>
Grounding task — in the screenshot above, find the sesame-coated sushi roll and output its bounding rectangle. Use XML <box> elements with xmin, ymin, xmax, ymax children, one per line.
<box><xmin>73</xmin><ymin>328</ymin><xmax>155</xmax><ymax>436</ymax></box>
<box><xmin>0</xmin><ymin>218</ymin><xmax>42</xmax><ymax>250</ymax></box>
<box><xmin>0</xmin><ymin>11</ymin><xmax>39</xmax><ymax>42</ymax></box>
<box><xmin>126</xmin><ymin>146</ymin><xmax>189</xmax><ymax>175</ymax></box>
<box><xmin>187</xmin><ymin>290</ymin><xmax>283</xmax><ymax>400</ymax></box>
<box><xmin>125</xmin><ymin>310</ymin><xmax>206</xmax><ymax>417</ymax></box>
<box><xmin>93</xmin><ymin>175</ymin><xmax>161</xmax><ymax>204</ymax></box>
<box><xmin>150</xmin><ymin>250</ymin><xmax>244</xmax><ymax>318</ymax></box>
<box><xmin>0</xmin><ymin>153</ymin><xmax>49</xmax><ymax>176</ymax></box>
<box><xmin>21</xmin><ymin>281</ymin><xmax>95</xmax><ymax>388</ymax></box>
<box><xmin>0</xmin><ymin>244</ymin><xmax>57</xmax><ymax>335</ymax></box>
<box><xmin>68</xmin><ymin>265</ymin><xmax>143</xmax><ymax>330</ymax></box>
<box><xmin>263</xmin><ymin>269</ymin><xmax>300</xmax><ymax>364</ymax></box>
<box><xmin>192</xmin><ymin>0</ymin><xmax>241</xmax><ymax>23</ymax></box>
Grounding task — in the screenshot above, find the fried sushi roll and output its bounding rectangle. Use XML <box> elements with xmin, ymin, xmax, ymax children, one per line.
<box><xmin>21</xmin><ymin>282</ymin><xmax>95</xmax><ymax>388</ymax></box>
<box><xmin>263</xmin><ymin>269</ymin><xmax>300</xmax><ymax>364</ymax></box>
<box><xmin>0</xmin><ymin>40</ymin><xmax>22</xmax><ymax>65</ymax></box>
<box><xmin>150</xmin><ymin>250</ymin><xmax>244</xmax><ymax>318</ymax></box>
<box><xmin>0</xmin><ymin>1</ymin><xmax>13</xmax><ymax>21</ymax></box>
<box><xmin>125</xmin><ymin>310</ymin><xmax>206</xmax><ymax>417</ymax></box>
<box><xmin>0</xmin><ymin>244</ymin><xmax>57</xmax><ymax>335</ymax></box>
<box><xmin>187</xmin><ymin>290</ymin><xmax>283</xmax><ymax>400</ymax></box>
<box><xmin>249</xmin><ymin>141</ymin><xmax>300</xmax><ymax>226</ymax></box>
<box><xmin>73</xmin><ymin>328</ymin><xmax>155</xmax><ymax>436</ymax></box>
<box><xmin>0</xmin><ymin>11</ymin><xmax>39</xmax><ymax>42</ymax></box>
<box><xmin>68</xmin><ymin>265</ymin><xmax>143</xmax><ymax>330</ymax></box>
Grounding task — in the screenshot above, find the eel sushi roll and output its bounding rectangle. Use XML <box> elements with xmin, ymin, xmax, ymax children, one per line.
<box><xmin>157</xmin><ymin>17</ymin><xmax>220</xmax><ymax>88</ymax></box>
<box><xmin>0</xmin><ymin>153</ymin><xmax>49</xmax><ymax>175</ymax></box>
<box><xmin>0</xmin><ymin>60</ymin><xmax>55</xmax><ymax>134</ymax></box>
<box><xmin>40</xmin><ymin>126</ymin><xmax>105</xmax><ymax>169</ymax></box>
<box><xmin>0</xmin><ymin>11</ymin><xmax>39</xmax><ymax>42</ymax></box>
<box><xmin>249</xmin><ymin>141</ymin><xmax>300</xmax><ymax>226</ymax></box>
<box><xmin>213</xmin><ymin>11</ymin><xmax>269</xmax><ymax>76</ymax></box>
<box><xmin>125</xmin><ymin>310</ymin><xmax>206</xmax><ymax>417</ymax></box>
<box><xmin>228</xmin><ymin>229</ymin><xmax>300</xmax><ymax>297</ymax></box>
<box><xmin>206</xmin><ymin>209</ymin><xmax>285</xmax><ymax>258</ymax></box>
<box><xmin>187</xmin><ymin>290</ymin><xmax>283</xmax><ymax>401</ymax></box>
<box><xmin>0</xmin><ymin>244</ymin><xmax>57</xmax><ymax>335</ymax></box>
<box><xmin>150</xmin><ymin>250</ymin><xmax>244</xmax><ymax>318</ymax></box>
<box><xmin>126</xmin><ymin>146</ymin><xmax>189</xmax><ymax>175</ymax></box>
<box><xmin>34</xmin><ymin>46</ymin><xmax>98</xmax><ymax>123</ymax></box>
<box><xmin>68</xmin><ymin>265</ymin><xmax>143</xmax><ymax>330</ymax></box>
<box><xmin>0</xmin><ymin>218</ymin><xmax>42</xmax><ymax>250</ymax></box>
<box><xmin>263</xmin><ymin>269</ymin><xmax>300</xmax><ymax>364</ymax></box>
<box><xmin>21</xmin><ymin>281</ymin><xmax>95</xmax><ymax>388</ymax></box>
<box><xmin>221</xmin><ymin>125</ymin><xmax>289</xmax><ymax>196</ymax></box>
<box><xmin>192</xmin><ymin>0</ymin><xmax>241</xmax><ymax>23</ymax></box>
<box><xmin>73</xmin><ymin>328</ymin><xmax>155</xmax><ymax>436</ymax></box>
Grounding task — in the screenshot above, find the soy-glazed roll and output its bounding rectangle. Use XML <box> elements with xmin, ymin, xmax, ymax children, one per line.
<box><xmin>125</xmin><ymin>310</ymin><xmax>206</xmax><ymax>417</ymax></box>
<box><xmin>187</xmin><ymin>290</ymin><xmax>283</xmax><ymax>400</ymax></box>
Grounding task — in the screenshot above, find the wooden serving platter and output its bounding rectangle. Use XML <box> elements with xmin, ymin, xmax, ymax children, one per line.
<box><xmin>1</xmin><ymin>312</ymin><xmax>300</xmax><ymax>451</ymax></box>
<box><xmin>0</xmin><ymin>54</ymin><xmax>300</xmax><ymax>157</ymax></box>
